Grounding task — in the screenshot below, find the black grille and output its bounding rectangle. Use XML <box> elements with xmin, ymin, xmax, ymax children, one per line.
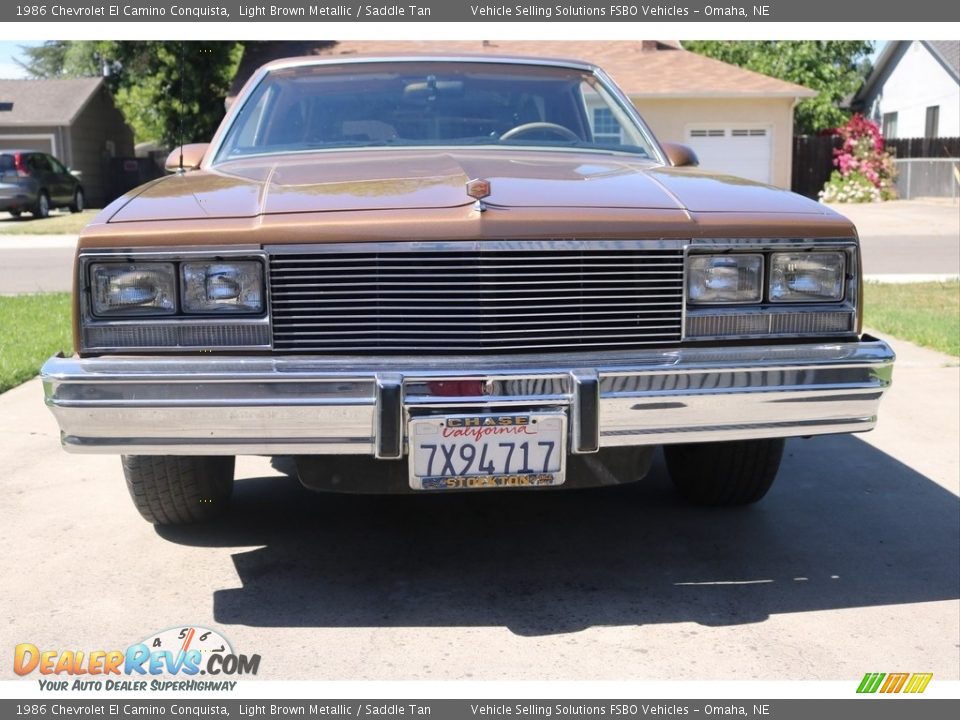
<box><xmin>268</xmin><ymin>245</ymin><xmax>684</xmax><ymax>354</ymax></box>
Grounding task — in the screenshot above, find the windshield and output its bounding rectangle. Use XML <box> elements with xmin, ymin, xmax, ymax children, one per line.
<box><xmin>214</xmin><ymin>61</ymin><xmax>660</xmax><ymax>162</ymax></box>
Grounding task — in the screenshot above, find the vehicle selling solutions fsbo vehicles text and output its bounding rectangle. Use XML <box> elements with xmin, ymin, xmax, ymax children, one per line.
<box><xmin>468</xmin><ymin>5</ymin><xmax>771</xmax><ymax>17</ymax></box>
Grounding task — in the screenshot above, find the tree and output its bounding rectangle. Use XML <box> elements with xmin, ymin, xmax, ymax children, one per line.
<box><xmin>17</xmin><ymin>41</ymin><xmax>243</xmax><ymax>146</ymax></box>
<box><xmin>684</xmin><ymin>41</ymin><xmax>874</xmax><ymax>134</ymax></box>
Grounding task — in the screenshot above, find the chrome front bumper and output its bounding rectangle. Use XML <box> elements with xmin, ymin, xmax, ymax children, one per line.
<box><xmin>41</xmin><ymin>338</ymin><xmax>895</xmax><ymax>456</ymax></box>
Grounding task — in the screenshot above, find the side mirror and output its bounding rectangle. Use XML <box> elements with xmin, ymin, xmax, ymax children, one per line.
<box><xmin>165</xmin><ymin>143</ymin><xmax>209</xmax><ymax>172</ymax></box>
<box><xmin>661</xmin><ymin>142</ymin><xmax>699</xmax><ymax>168</ymax></box>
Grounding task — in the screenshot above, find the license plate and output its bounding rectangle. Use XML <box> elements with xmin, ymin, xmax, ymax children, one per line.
<box><xmin>408</xmin><ymin>412</ymin><xmax>567</xmax><ymax>490</ymax></box>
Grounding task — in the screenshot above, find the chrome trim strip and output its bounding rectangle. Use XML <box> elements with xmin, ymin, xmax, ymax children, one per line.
<box><xmin>268</xmin><ymin>240</ymin><xmax>687</xmax><ymax>254</ymax></box>
<box><xmin>376</xmin><ymin>374</ymin><xmax>403</xmax><ymax>460</ymax></box>
<box><xmin>571</xmin><ymin>370</ymin><xmax>600</xmax><ymax>454</ymax></box>
<box><xmin>79</xmin><ymin>246</ymin><xmax>265</xmax><ymax>257</ymax></box>
<box><xmin>42</xmin><ymin>339</ymin><xmax>894</xmax><ymax>456</ymax></box>
<box><xmin>264</xmin><ymin>55</ymin><xmax>601</xmax><ymax>73</ymax></box>
<box><xmin>592</xmin><ymin>67</ymin><xmax>667</xmax><ymax>165</ymax></box>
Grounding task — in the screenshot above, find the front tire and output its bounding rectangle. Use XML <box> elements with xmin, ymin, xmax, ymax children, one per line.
<box><xmin>33</xmin><ymin>191</ymin><xmax>50</xmax><ymax>218</ymax></box>
<box><xmin>664</xmin><ymin>438</ymin><xmax>785</xmax><ymax>506</ymax></box>
<box><xmin>122</xmin><ymin>455</ymin><xmax>235</xmax><ymax>525</ymax></box>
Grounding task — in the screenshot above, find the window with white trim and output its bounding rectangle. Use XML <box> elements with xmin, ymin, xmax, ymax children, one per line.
<box><xmin>591</xmin><ymin>107</ymin><xmax>623</xmax><ymax>145</ymax></box>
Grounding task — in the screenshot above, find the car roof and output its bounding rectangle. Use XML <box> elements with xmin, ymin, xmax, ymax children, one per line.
<box><xmin>0</xmin><ymin>149</ymin><xmax>48</xmax><ymax>155</ymax></box>
<box><xmin>258</xmin><ymin>53</ymin><xmax>600</xmax><ymax>74</ymax></box>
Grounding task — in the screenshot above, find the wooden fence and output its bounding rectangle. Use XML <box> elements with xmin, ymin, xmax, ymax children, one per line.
<box><xmin>792</xmin><ymin>135</ymin><xmax>841</xmax><ymax>199</ymax></box>
<box><xmin>792</xmin><ymin>135</ymin><xmax>960</xmax><ymax>199</ymax></box>
<box><xmin>886</xmin><ymin>136</ymin><xmax>960</xmax><ymax>159</ymax></box>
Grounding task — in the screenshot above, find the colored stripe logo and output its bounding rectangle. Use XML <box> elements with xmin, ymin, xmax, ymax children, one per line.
<box><xmin>857</xmin><ymin>672</ymin><xmax>932</xmax><ymax>694</ymax></box>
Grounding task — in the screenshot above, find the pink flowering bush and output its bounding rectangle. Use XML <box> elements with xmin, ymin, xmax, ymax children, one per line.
<box><xmin>819</xmin><ymin>114</ymin><xmax>897</xmax><ymax>203</ymax></box>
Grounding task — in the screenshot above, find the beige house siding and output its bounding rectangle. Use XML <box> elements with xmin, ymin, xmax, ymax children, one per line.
<box><xmin>631</xmin><ymin>96</ymin><xmax>797</xmax><ymax>189</ymax></box>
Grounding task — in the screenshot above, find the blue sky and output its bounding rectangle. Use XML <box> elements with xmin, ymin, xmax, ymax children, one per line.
<box><xmin>0</xmin><ymin>41</ymin><xmax>42</xmax><ymax>78</ymax></box>
<box><xmin>0</xmin><ymin>40</ymin><xmax>887</xmax><ymax>79</ymax></box>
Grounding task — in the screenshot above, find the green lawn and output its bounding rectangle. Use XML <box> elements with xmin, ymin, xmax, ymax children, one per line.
<box><xmin>0</xmin><ymin>209</ymin><xmax>98</xmax><ymax>235</ymax></box>
<box><xmin>864</xmin><ymin>280</ymin><xmax>960</xmax><ymax>357</ymax></box>
<box><xmin>0</xmin><ymin>294</ymin><xmax>72</xmax><ymax>394</ymax></box>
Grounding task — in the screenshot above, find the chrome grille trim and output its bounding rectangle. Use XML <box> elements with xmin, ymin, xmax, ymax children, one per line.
<box><xmin>268</xmin><ymin>242</ymin><xmax>685</xmax><ymax>354</ymax></box>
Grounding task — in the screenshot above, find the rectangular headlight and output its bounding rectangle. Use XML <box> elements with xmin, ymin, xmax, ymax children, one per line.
<box><xmin>91</xmin><ymin>263</ymin><xmax>176</xmax><ymax>316</ymax></box>
<box><xmin>181</xmin><ymin>261</ymin><xmax>264</xmax><ymax>314</ymax></box>
<box><xmin>769</xmin><ymin>252</ymin><xmax>845</xmax><ymax>302</ymax></box>
<box><xmin>687</xmin><ymin>254</ymin><xmax>763</xmax><ymax>304</ymax></box>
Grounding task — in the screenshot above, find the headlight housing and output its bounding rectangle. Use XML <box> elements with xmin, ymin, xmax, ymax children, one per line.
<box><xmin>91</xmin><ymin>263</ymin><xmax>176</xmax><ymax>316</ymax></box>
<box><xmin>181</xmin><ymin>261</ymin><xmax>264</xmax><ymax>314</ymax></box>
<box><xmin>683</xmin><ymin>243</ymin><xmax>858</xmax><ymax>340</ymax></box>
<box><xmin>687</xmin><ymin>254</ymin><xmax>763</xmax><ymax>304</ymax></box>
<box><xmin>769</xmin><ymin>252</ymin><xmax>845</xmax><ymax>302</ymax></box>
<box><xmin>81</xmin><ymin>252</ymin><xmax>270</xmax><ymax>352</ymax></box>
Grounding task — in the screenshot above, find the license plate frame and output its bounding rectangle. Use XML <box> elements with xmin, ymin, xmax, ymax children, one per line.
<box><xmin>408</xmin><ymin>411</ymin><xmax>567</xmax><ymax>491</ymax></box>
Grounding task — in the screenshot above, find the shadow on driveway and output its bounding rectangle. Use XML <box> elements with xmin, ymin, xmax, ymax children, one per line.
<box><xmin>158</xmin><ymin>435</ymin><xmax>960</xmax><ymax>636</ymax></box>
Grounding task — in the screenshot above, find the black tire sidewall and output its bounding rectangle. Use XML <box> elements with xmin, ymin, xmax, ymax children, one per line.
<box><xmin>35</xmin><ymin>192</ymin><xmax>50</xmax><ymax>218</ymax></box>
<box><xmin>664</xmin><ymin>438</ymin><xmax>785</xmax><ymax>506</ymax></box>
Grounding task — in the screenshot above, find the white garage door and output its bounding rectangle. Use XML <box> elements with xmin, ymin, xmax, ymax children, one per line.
<box><xmin>0</xmin><ymin>135</ymin><xmax>55</xmax><ymax>155</ymax></box>
<box><xmin>685</xmin><ymin>126</ymin><xmax>772</xmax><ymax>184</ymax></box>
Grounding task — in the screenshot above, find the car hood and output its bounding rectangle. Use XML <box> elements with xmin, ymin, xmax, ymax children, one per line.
<box><xmin>107</xmin><ymin>149</ymin><xmax>829</xmax><ymax>222</ymax></box>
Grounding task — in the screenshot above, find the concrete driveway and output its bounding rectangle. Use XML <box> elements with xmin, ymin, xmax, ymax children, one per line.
<box><xmin>0</xmin><ymin>335</ymin><xmax>956</xmax><ymax>682</ymax></box>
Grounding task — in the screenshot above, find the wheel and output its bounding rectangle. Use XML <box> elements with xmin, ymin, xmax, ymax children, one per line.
<box><xmin>121</xmin><ymin>455</ymin><xmax>235</xmax><ymax>525</ymax></box>
<box><xmin>69</xmin><ymin>188</ymin><xmax>85</xmax><ymax>213</ymax></box>
<box><xmin>33</xmin><ymin>191</ymin><xmax>50</xmax><ymax>218</ymax></box>
<box><xmin>664</xmin><ymin>438</ymin><xmax>785</xmax><ymax>506</ymax></box>
<box><xmin>8</xmin><ymin>209</ymin><xmax>21</xmax><ymax>218</ymax></box>
<box><xmin>500</xmin><ymin>122</ymin><xmax>580</xmax><ymax>142</ymax></box>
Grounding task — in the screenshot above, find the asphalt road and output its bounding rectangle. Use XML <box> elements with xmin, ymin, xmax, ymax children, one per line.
<box><xmin>0</xmin><ymin>337</ymin><xmax>956</xmax><ymax>682</ymax></box>
<box><xmin>0</xmin><ymin>235</ymin><xmax>76</xmax><ymax>294</ymax></box>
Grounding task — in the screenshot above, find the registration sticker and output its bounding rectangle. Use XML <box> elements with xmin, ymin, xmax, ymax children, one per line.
<box><xmin>408</xmin><ymin>412</ymin><xmax>567</xmax><ymax>491</ymax></box>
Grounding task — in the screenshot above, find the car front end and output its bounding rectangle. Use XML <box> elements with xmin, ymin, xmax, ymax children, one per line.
<box><xmin>40</xmin><ymin>56</ymin><xmax>895</xmax><ymax>523</ymax></box>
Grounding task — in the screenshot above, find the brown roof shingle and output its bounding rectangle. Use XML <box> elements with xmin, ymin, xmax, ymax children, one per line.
<box><xmin>0</xmin><ymin>77</ymin><xmax>103</xmax><ymax>126</ymax></box>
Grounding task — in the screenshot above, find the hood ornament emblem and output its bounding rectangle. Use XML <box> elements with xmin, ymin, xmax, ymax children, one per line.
<box><xmin>466</xmin><ymin>178</ymin><xmax>491</xmax><ymax>212</ymax></box>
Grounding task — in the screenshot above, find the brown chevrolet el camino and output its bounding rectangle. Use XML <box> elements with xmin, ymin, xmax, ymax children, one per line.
<box><xmin>41</xmin><ymin>55</ymin><xmax>895</xmax><ymax>525</ymax></box>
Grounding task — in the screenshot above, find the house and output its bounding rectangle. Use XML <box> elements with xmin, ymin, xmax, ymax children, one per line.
<box><xmin>228</xmin><ymin>41</ymin><xmax>816</xmax><ymax>189</ymax></box>
<box><xmin>0</xmin><ymin>77</ymin><xmax>135</xmax><ymax>206</ymax></box>
<box><xmin>854</xmin><ymin>41</ymin><xmax>960</xmax><ymax>139</ymax></box>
